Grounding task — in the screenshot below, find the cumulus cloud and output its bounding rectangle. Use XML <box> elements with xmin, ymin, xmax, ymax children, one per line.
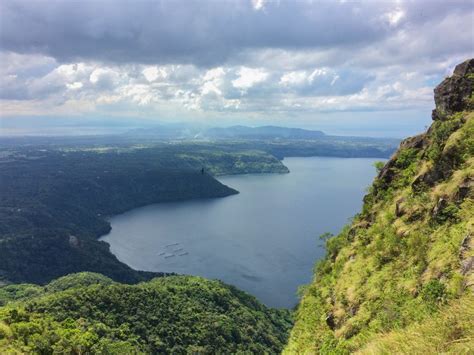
<box><xmin>232</xmin><ymin>67</ymin><xmax>269</xmax><ymax>91</ymax></box>
<box><xmin>142</xmin><ymin>66</ymin><xmax>168</xmax><ymax>82</ymax></box>
<box><xmin>0</xmin><ymin>0</ymin><xmax>473</xmax><ymax>130</ymax></box>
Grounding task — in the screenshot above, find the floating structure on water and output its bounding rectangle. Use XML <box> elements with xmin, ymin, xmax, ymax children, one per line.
<box><xmin>165</xmin><ymin>242</ymin><xmax>180</xmax><ymax>247</ymax></box>
<box><xmin>159</xmin><ymin>242</ymin><xmax>188</xmax><ymax>258</ymax></box>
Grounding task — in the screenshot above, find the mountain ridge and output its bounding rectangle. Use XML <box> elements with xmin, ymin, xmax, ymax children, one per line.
<box><xmin>285</xmin><ymin>58</ymin><xmax>474</xmax><ymax>353</ymax></box>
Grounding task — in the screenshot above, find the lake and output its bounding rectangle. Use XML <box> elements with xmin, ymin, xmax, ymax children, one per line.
<box><xmin>100</xmin><ymin>157</ymin><xmax>381</xmax><ymax>308</ymax></box>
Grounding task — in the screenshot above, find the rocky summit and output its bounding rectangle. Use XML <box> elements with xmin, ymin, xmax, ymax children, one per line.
<box><xmin>432</xmin><ymin>58</ymin><xmax>474</xmax><ymax>120</ymax></box>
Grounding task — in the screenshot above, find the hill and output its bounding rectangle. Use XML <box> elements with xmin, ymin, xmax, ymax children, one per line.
<box><xmin>0</xmin><ymin>147</ymin><xmax>246</xmax><ymax>285</ymax></box>
<box><xmin>122</xmin><ymin>125</ymin><xmax>398</xmax><ymax>159</ymax></box>
<box><xmin>203</xmin><ymin>125</ymin><xmax>325</xmax><ymax>140</ymax></box>
<box><xmin>286</xmin><ymin>59</ymin><xmax>474</xmax><ymax>353</ymax></box>
<box><xmin>125</xmin><ymin>124</ymin><xmax>325</xmax><ymax>140</ymax></box>
<box><xmin>0</xmin><ymin>272</ymin><xmax>292</xmax><ymax>353</ymax></box>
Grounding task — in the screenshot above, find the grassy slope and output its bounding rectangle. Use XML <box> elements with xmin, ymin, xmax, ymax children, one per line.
<box><xmin>0</xmin><ymin>273</ymin><xmax>292</xmax><ymax>354</ymax></box>
<box><xmin>286</xmin><ymin>67</ymin><xmax>474</xmax><ymax>353</ymax></box>
<box><xmin>357</xmin><ymin>293</ymin><xmax>474</xmax><ymax>354</ymax></box>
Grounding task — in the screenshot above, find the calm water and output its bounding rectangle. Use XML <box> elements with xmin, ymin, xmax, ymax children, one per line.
<box><xmin>100</xmin><ymin>157</ymin><xmax>381</xmax><ymax>308</ymax></box>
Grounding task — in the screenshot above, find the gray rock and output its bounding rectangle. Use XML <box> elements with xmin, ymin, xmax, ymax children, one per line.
<box><xmin>432</xmin><ymin>58</ymin><xmax>474</xmax><ymax>121</ymax></box>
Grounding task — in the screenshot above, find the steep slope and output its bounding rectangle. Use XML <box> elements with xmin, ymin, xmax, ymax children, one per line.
<box><xmin>286</xmin><ymin>59</ymin><xmax>474</xmax><ymax>353</ymax></box>
<box><xmin>0</xmin><ymin>171</ymin><xmax>236</xmax><ymax>285</ymax></box>
<box><xmin>0</xmin><ymin>147</ymin><xmax>243</xmax><ymax>285</ymax></box>
<box><xmin>0</xmin><ymin>273</ymin><xmax>292</xmax><ymax>354</ymax></box>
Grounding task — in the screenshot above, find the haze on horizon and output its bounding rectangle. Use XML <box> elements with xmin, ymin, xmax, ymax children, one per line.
<box><xmin>0</xmin><ymin>0</ymin><xmax>473</xmax><ymax>137</ymax></box>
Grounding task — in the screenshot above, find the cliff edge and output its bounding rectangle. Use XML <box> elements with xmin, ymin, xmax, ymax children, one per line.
<box><xmin>286</xmin><ymin>59</ymin><xmax>474</xmax><ymax>354</ymax></box>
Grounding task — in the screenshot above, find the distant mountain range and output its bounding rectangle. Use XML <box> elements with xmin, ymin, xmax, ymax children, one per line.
<box><xmin>126</xmin><ymin>124</ymin><xmax>326</xmax><ymax>140</ymax></box>
<box><xmin>203</xmin><ymin>125</ymin><xmax>325</xmax><ymax>139</ymax></box>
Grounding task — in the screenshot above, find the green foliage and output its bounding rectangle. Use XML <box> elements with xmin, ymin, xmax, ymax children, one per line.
<box><xmin>0</xmin><ymin>145</ymin><xmax>246</xmax><ymax>284</ymax></box>
<box><xmin>394</xmin><ymin>148</ymin><xmax>418</xmax><ymax>169</ymax></box>
<box><xmin>286</xmin><ymin>100</ymin><xmax>473</xmax><ymax>351</ymax></box>
<box><xmin>359</xmin><ymin>294</ymin><xmax>474</xmax><ymax>354</ymax></box>
<box><xmin>319</xmin><ymin>232</ymin><xmax>334</xmax><ymax>242</ymax></box>
<box><xmin>0</xmin><ymin>273</ymin><xmax>292</xmax><ymax>354</ymax></box>
<box><xmin>0</xmin><ymin>135</ymin><xmax>397</xmax><ymax>285</ymax></box>
<box><xmin>373</xmin><ymin>161</ymin><xmax>385</xmax><ymax>174</ymax></box>
<box><xmin>325</xmin><ymin>233</ymin><xmax>348</xmax><ymax>261</ymax></box>
<box><xmin>45</xmin><ymin>272</ymin><xmax>114</xmax><ymax>293</ymax></box>
<box><xmin>0</xmin><ymin>284</ymin><xmax>43</xmax><ymax>307</ymax></box>
<box><xmin>177</xmin><ymin>149</ymin><xmax>289</xmax><ymax>175</ymax></box>
<box><xmin>421</xmin><ymin>280</ymin><xmax>448</xmax><ymax>308</ymax></box>
<box><xmin>426</xmin><ymin>114</ymin><xmax>463</xmax><ymax>162</ymax></box>
<box><xmin>433</xmin><ymin>203</ymin><xmax>460</xmax><ymax>224</ymax></box>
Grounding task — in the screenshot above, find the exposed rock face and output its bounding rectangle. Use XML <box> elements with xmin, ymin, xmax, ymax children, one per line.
<box><xmin>431</xmin><ymin>197</ymin><xmax>448</xmax><ymax>219</ymax></box>
<box><xmin>432</xmin><ymin>58</ymin><xmax>474</xmax><ymax>121</ymax></box>
<box><xmin>459</xmin><ymin>234</ymin><xmax>474</xmax><ymax>290</ymax></box>
<box><xmin>455</xmin><ymin>177</ymin><xmax>474</xmax><ymax>202</ymax></box>
<box><xmin>379</xmin><ymin>59</ymin><xmax>473</xmax><ymax>192</ymax></box>
<box><xmin>286</xmin><ymin>59</ymin><xmax>474</xmax><ymax>354</ymax></box>
<box><xmin>395</xmin><ymin>197</ymin><xmax>405</xmax><ymax>217</ymax></box>
<box><xmin>377</xmin><ymin>133</ymin><xmax>426</xmax><ymax>188</ymax></box>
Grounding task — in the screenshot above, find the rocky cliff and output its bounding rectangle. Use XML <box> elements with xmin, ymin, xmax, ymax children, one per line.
<box><xmin>286</xmin><ymin>59</ymin><xmax>474</xmax><ymax>353</ymax></box>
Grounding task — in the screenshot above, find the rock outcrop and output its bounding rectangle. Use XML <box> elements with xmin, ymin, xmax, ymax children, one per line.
<box><xmin>286</xmin><ymin>58</ymin><xmax>474</xmax><ymax>354</ymax></box>
<box><xmin>432</xmin><ymin>58</ymin><xmax>474</xmax><ymax>121</ymax></box>
<box><xmin>379</xmin><ymin>59</ymin><xmax>473</xmax><ymax>191</ymax></box>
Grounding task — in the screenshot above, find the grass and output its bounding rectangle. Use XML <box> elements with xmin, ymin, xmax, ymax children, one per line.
<box><xmin>285</xmin><ymin>111</ymin><xmax>474</xmax><ymax>353</ymax></box>
<box><xmin>357</xmin><ymin>294</ymin><xmax>474</xmax><ymax>355</ymax></box>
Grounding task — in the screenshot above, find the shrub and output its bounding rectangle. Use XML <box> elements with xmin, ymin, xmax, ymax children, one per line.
<box><xmin>421</xmin><ymin>280</ymin><xmax>447</xmax><ymax>308</ymax></box>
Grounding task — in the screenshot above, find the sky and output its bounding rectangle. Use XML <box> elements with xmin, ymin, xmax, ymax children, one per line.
<box><xmin>0</xmin><ymin>0</ymin><xmax>473</xmax><ymax>137</ymax></box>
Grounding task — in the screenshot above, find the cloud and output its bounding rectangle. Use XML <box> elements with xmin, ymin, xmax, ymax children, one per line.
<box><xmin>232</xmin><ymin>67</ymin><xmax>269</xmax><ymax>90</ymax></box>
<box><xmin>2</xmin><ymin>0</ymin><xmax>471</xmax><ymax>67</ymax></box>
<box><xmin>251</xmin><ymin>0</ymin><xmax>268</xmax><ymax>11</ymax></box>
<box><xmin>89</xmin><ymin>67</ymin><xmax>121</xmax><ymax>89</ymax></box>
<box><xmin>384</xmin><ymin>8</ymin><xmax>405</xmax><ymax>27</ymax></box>
<box><xmin>0</xmin><ymin>0</ymin><xmax>473</xmax><ymax>132</ymax></box>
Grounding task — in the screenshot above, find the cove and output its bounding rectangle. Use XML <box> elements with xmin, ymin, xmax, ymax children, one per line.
<box><xmin>100</xmin><ymin>157</ymin><xmax>382</xmax><ymax>308</ymax></box>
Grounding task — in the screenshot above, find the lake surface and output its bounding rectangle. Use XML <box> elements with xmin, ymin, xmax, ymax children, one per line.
<box><xmin>101</xmin><ymin>157</ymin><xmax>381</xmax><ymax>308</ymax></box>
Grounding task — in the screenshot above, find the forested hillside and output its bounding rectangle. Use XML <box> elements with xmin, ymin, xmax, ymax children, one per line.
<box><xmin>0</xmin><ymin>147</ymin><xmax>244</xmax><ymax>285</ymax></box>
<box><xmin>286</xmin><ymin>59</ymin><xmax>474</xmax><ymax>353</ymax></box>
<box><xmin>0</xmin><ymin>272</ymin><xmax>292</xmax><ymax>353</ymax></box>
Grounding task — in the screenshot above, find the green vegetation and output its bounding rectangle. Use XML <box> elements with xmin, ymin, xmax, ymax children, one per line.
<box><xmin>1</xmin><ymin>126</ymin><xmax>399</xmax><ymax>161</ymax></box>
<box><xmin>0</xmin><ymin>135</ymin><xmax>394</xmax><ymax>286</ymax></box>
<box><xmin>358</xmin><ymin>294</ymin><xmax>474</xmax><ymax>354</ymax></box>
<box><xmin>176</xmin><ymin>149</ymin><xmax>289</xmax><ymax>175</ymax></box>
<box><xmin>0</xmin><ymin>133</ymin><xmax>395</xmax><ymax>353</ymax></box>
<box><xmin>246</xmin><ymin>138</ymin><xmax>397</xmax><ymax>160</ymax></box>
<box><xmin>1</xmin><ymin>145</ymin><xmax>256</xmax><ymax>285</ymax></box>
<box><xmin>0</xmin><ymin>273</ymin><xmax>292</xmax><ymax>354</ymax></box>
<box><xmin>286</xmin><ymin>61</ymin><xmax>474</xmax><ymax>353</ymax></box>
<box><xmin>373</xmin><ymin>161</ymin><xmax>385</xmax><ymax>174</ymax></box>
<box><xmin>1</xmin><ymin>61</ymin><xmax>470</xmax><ymax>353</ymax></box>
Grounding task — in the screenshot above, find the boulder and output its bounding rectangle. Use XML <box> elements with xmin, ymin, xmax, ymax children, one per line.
<box><xmin>432</xmin><ymin>58</ymin><xmax>474</xmax><ymax>121</ymax></box>
<box><xmin>455</xmin><ymin>177</ymin><xmax>473</xmax><ymax>202</ymax></box>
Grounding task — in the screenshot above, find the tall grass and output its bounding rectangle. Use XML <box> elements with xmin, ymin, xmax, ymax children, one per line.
<box><xmin>358</xmin><ymin>294</ymin><xmax>474</xmax><ymax>354</ymax></box>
